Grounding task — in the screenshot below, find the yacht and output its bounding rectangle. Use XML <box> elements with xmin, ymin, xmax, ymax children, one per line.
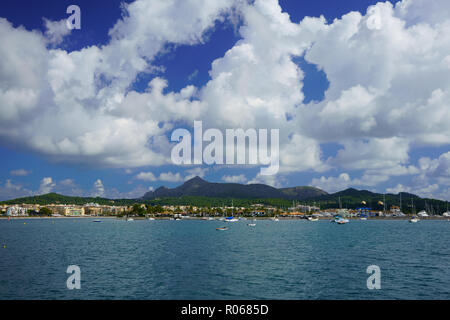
<box><xmin>417</xmin><ymin>210</ymin><xmax>429</xmax><ymax>217</ymax></box>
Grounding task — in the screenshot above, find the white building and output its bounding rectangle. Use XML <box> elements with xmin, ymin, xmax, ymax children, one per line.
<box><xmin>6</xmin><ymin>206</ymin><xmax>28</xmax><ymax>216</ymax></box>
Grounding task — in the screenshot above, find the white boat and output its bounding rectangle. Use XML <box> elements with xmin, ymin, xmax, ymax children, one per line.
<box><xmin>126</xmin><ymin>218</ymin><xmax>134</xmax><ymax>222</ymax></box>
<box><xmin>409</xmin><ymin>217</ymin><xmax>420</xmax><ymax>223</ymax></box>
<box><xmin>148</xmin><ymin>218</ymin><xmax>155</xmax><ymax>221</ymax></box>
<box><xmin>308</xmin><ymin>217</ymin><xmax>319</xmax><ymax>222</ymax></box>
<box><xmin>360</xmin><ymin>217</ymin><xmax>367</xmax><ymax>221</ymax></box>
<box><xmin>333</xmin><ymin>216</ymin><xmax>349</xmax><ymax>224</ymax></box>
<box><xmin>271</xmin><ymin>217</ymin><xmax>280</xmax><ymax>222</ymax></box>
<box><xmin>417</xmin><ymin>210</ymin><xmax>428</xmax><ymax>217</ymax></box>
<box><xmin>247</xmin><ymin>223</ymin><xmax>256</xmax><ymax>227</ymax></box>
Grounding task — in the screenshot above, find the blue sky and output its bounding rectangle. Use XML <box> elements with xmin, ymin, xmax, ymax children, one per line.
<box><xmin>0</xmin><ymin>0</ymin><xmax>449</xmax><ymax>200</ymax></box>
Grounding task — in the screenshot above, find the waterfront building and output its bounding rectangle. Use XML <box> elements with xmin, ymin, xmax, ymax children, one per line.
<box><xmin>6</xmin><ymin>206</ymin><xmax>28</xmax><ymax>216</ymax></box>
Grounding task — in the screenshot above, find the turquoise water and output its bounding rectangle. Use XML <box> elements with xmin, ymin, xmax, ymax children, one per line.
<box><xmin>0</xmin><ymin>219</ymin><xmax>449</xmax><ymax>300</ymax></box>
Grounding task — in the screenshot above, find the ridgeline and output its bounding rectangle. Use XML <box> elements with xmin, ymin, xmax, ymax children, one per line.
<box><xmin>1</xmin><ymin>177</ymin><xmax>448</xmax><ymax>214</ymax></box>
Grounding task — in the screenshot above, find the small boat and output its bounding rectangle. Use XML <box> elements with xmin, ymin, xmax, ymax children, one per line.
<box><xmin>126</xmin><ymin>218</ymin><xmax>134</xmax><ymax>222</ymax></box>
<box><xmin>333</xmin><ymin>216</ymin><xmax>349</xmax><ymax>224</ymax></box>
<box><xmin>216</xmin><ymin>227</ymin><xmax>228</xmax><ymax>231</ymax></box>
<box><xmin>247</xmin><ymin>223</ymin><xmax>256</xmax><ymax>227</ymax></box>
<box><xmin>308</xmin><ymin>217</ymin><xmax>319</xmax><ymax>222</ymax></box>
<box><xmin>360</xmin><ymin>217</ymin><xmax>367</xmax><ymax>221</ymax></box>
<box><xmin>409</xmin><ymin>217</ymin><xmax>419</xmax><ymax>223</ymax></box>
<box><xmin>271</xmin><ymin>217</ymin><xmax>280</xmax><ymax>222</ymax></box>
<box><xmin>225</xmin><ymin>217</ymin><xmax>239</xmax><ymax>222</ymax></box>
<box><xmin>148</xmin><ymin>218</ymin><xmax>155</xmax><ymax>221</ymax></box>
<box><xmin>92</xmin><ymin>220</ymin><xmax>102</xmax><ymax>223</ymax></box>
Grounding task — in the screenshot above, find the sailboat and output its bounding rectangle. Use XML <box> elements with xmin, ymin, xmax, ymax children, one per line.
<box><xmin>226</xmin><ymin>200</ymin><xmax>239</xmax><ymax>222</ymax></box>
<box><xmin>409</xmin><ymin>198</ymin><xmax>419</xmax><ymax>223</ymax></box>
<box><xmin>247</xmin><ymin>215</ymin><xmax>257</xmax><ymax>226</ymax></box>
<box><xmin>443</xmin><ymin>202</ymin><xmax>450</xmax><ymax>217</ymax></box>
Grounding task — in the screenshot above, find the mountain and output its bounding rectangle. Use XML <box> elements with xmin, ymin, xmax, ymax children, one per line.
<box><xmin>0</xmin><ymin>193</ymin><xmax>135</xmax><ymax>206</ymax></box>
<box><xmin>142</xmin><ymin>176</ymin><xmax>328</xmax><ymax>201</ymax></box>
<box><xmin>280</xmin><ymin>186</ymin><xmax>328</xmax><ymax>200</ymax></box>
<box><xmin>1</xmin><ymin>182</ymin><xmax>447</xmax><ymax>214</ymax></box>
<box><xmin>302</xmin><ymin>188</ymin><xmax>442</xmax><ymax>213</ymax></box>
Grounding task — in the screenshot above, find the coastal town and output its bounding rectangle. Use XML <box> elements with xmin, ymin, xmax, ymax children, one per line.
<box><xmin>2</xmin><ymin>202</ymin><xmax>450</xmax><ymax>219</ymax></box>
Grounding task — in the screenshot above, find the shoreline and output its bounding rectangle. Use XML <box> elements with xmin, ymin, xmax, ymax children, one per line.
<box><xmin>1</xmin><ymin>216</ymin><xmax>449</xmax><ymax>221</ymax></box>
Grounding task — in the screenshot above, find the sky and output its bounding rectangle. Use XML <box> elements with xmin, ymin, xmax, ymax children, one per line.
<box><xmin>0</xmin><ymin>0</ymin><xmax>449</xmax><ymax>201</ymax></box>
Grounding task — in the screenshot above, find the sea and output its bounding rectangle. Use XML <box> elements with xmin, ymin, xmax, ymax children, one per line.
<box><xmin>0</xmin><ymin>218</ymin><xmax>449</xmax><ymax>300</ymax></box>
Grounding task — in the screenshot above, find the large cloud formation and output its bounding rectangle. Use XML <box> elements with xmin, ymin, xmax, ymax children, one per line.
<box><xmin>0</xmin><ymin>0</ymin><xmax>449</xmax><ymax>198</ymax></box>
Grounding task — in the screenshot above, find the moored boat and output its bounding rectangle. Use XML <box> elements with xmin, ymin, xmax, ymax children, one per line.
<box><xmin>333</xmin><ymin>216</ymin><xmax>349</xmax><ymax>224</ymax></box>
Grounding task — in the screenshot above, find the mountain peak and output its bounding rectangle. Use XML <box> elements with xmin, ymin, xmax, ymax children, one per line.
<box><xmin>185</xmin><ymin>176</ymin><xmax>205</xmax><ymax>183</ymax></box>
<box><xmin>141</xmin><ymin>176</ymin><xmax>327</xmax><ymax>200</ymax></box>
